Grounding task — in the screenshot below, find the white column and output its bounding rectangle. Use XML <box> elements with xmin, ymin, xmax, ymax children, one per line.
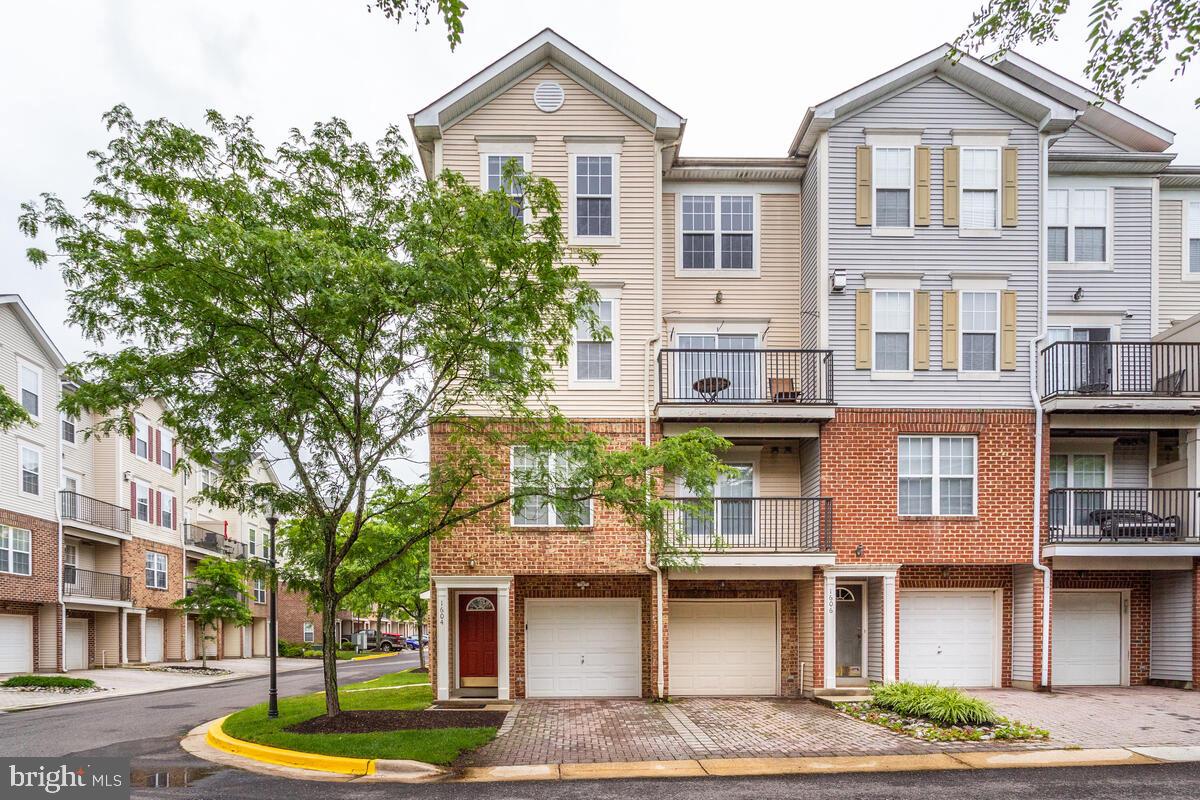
<box><xmin>496</xmin><ymin>582</ymin><xmax>511</xmax><ymax>701</ymax></box>
<box><xmin>119</xmin><ymin>608</ymin><xmax>128</xmax><ymax>664</ymax></box>
<box><xmin>822</xmin><ymin>576</ymin><xmax>836</xmax><ymax>689</ymax></box>
<box><xmin>435</xmin><ymin>584</ymin><xmax>450</xmax><ymax>701</ymax></box>
<box><xmin>882</xmin><ymin>574</ymin><xmax>897</xmax><ymax>683</ymax></box>
<box><xmin>139</xmin><ymin>612</ymin><xmax>147</xmax><ymax>663</ymax></box>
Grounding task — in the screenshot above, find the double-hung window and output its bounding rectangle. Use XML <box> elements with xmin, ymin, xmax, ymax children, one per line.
<box><xmin>510</xmin><ymin>446</ymin><xmax>592</xmax><ymax>527</ymax></box>
<box><xmin>1187</xmin><ymin>200</ymin><xmax>1200</xmax><ymax>277</ymax></box>
<box><xmin>960</xmin><ymin>147</ymin><xmax>1000</xmax><ymax>230</ymax></box>
<box><xmin>145</xmin><ymin>551</ymin><xmax>168</xmax><ymax>589</ymax></box>
<box><xmin>681</xmin><ymin>194</ymin><xmax>755</xmax><ymax>271</ymax></box>
<box><xmin>159</xmin><ymin>430</ymin><xmax>173</xmax><ymax>469</ymax></box>
<box><xmin>574</xmin><ymin>298</ymin><xmax>616</xmax><ymax>384</ymax></box>
<box><xmin>248</xmin><ymin>527</ymin><xmax>257</xmax><ymax>557</ymax></box>
<box><xmin>19</xmin><ymin>443</ymin><xmax>40</xmax><ymax>496</ymax></box>
<box><xmin>1049</xmin><ymin>452</ymin><xmax>1107</xmax><ymax>529</ymax></box>
<box><xmin>574</xmin><ymin>155</ymin><xmax>614</xmax><ymax>238</ymax></box>
<box><xmin>873</xmin><ymin>290</ymin><xmax>912</xmax><ymax>373</ymax></box>
<box><xmin>134</xmin><ymin>482</ymin><xmax>150</xmax><ymax>523</ymax></box>
<box><xmin>303</xmin><ymin>621</ymin><xmax>315</xmax><ymax>643</ymax></box>
<box><xmin>61</xmin><ymin>412</ymin><xmax>76</xmax><ymax>444</ymax></box>
<box><xmin>960</xmin><ymin>291</ymin><xmax>999</xmax><ymax>373</ymax></box>
<box><xmin>485</xmin><ymin>154</ymin><xmax>526</xmax><ymax>221</ymax></box>
<box><xmin>160</xmin><ymin>491</ymin><xmax>175</xmax><ymax>529</ymax></box>
<box><xmin>874</xmin><ymin>147</ymin><xmax>912</xmax><ymax>230</ymax></box>
<box><xmin>898</xmin><ymin>435</ymin><xmax>977</xmax><ymax>516</ymax></box>
<box><xmin>1047</xmin><ymin>187</ymin><xmax>1109</xmax><ymax>264</ymax></box>
<box><xmin>17</xmin><ymin>361</ymin><xmax>40</xmax><ymax>418</ymax></box>
<box><xmin>135</xmin><ymin>416</ymin><xmax>150</xmax><ymax>459</ymax></box>
<box><xmin>254</xmin><ymin>578</ymin><xmax>266</xmax><ymax>604</ymax></box>
<box><xmin>0</xmin><ymin>525</ymin><xmax>31</xmax><ymax>575</ymax></box>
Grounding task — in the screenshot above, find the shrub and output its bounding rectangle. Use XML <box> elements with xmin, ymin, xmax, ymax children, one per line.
<box><xmin>2</xmin><ymin>675</ymin><xmax>97</xmax><ymax>689</ymax></box>
<box><xmin>869</xmin><ymin>682</ymin><xmax>997</xmax><ymax>727</ymax></box>
<box><xmin>338</xmin><ymin>641</ymin><xmax>356</xmax><ymax>652</ymax></box>
<box><xmin>277</xmin><ymin>640</ymin><xmax>305</xmax><ymax>658</ymax></box>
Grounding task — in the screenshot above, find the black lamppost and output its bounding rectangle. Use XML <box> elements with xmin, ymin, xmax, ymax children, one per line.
<box><xmin>266</xmin><ymin>507</ymin><xmax>279</xmax><ymax>719</ymax></box>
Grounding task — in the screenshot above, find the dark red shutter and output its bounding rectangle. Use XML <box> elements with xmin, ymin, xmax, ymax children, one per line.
<box><xmin>171</xmin><ymin>496</ymin><xmax>177</xmax><ymax>530</ymax></box>
<box><xmin>154</xmin><ymin>429</ymin><xmax>161</xmax><ymax>465</ymax></box>
<box><xmin>129</xmin><ymin>420</ymin><xmax>136</xmax><ymax>454</ymax></box>
<box><xmin>171</xmin><ymin>442</ymin><xmax>177</xmax><ymax>470</ymax></box>
<box><xmin>155</xmin><ymin>491</ymin><xmax>162</xmax><ymax>526</ymax></box>
<box><xmin>130</xmin><ymin>483</ymin><xmax>137</xmax><ymax>516</ymax></box>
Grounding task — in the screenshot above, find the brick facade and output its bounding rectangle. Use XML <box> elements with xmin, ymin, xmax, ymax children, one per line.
<box><xmin>123</xmin><ymin>537</ymin><xmax>185</xmax><ymax>610</ymax></box>
<box><xmin>1052</xmin><ymin>569</ymin><xmax>1153</xmax><ymax>686</ymax></box>
<box><xmin>0</xmin><ymin>507</ymin><xmax>60</xmax><ymax>604</ymax></box>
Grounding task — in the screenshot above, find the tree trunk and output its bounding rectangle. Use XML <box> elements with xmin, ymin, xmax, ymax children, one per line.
<box><xmin>200</xmin><ymin>624</ymin><xmax>208</xmax><ymax>669</ymax></box>
<box><xmin>418</xmin><ymin>618</ymin><xmax>426</xmax><ymax>670</ymax></box>
<box><xmin>322</xmin><ymin>594</ymin><xmax>341</xmax><ymax>716</ymax></box>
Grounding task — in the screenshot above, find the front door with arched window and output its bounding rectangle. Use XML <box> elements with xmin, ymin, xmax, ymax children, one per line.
<box><xmin>458</xmin><ymin>593</ymin><xmax>498</xmax><ymax>688</ymax></box>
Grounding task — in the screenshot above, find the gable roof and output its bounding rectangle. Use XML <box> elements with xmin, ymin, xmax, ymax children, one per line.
<box><xmin>0</xmin><ymin>294</ymin><xmax>66</xmax><ymax>370</ymax></box>
<box><xmin>788</xmin><ymin>44</ymin><xmax>1079</xmax><ymax>157</ymax></box>
<box><xmin>410</xmin><ymin>28</ymin><xmax>684</xmax><ymax>158</ymax></box>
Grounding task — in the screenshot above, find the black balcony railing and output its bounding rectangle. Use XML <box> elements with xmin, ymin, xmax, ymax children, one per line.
<box><xmin>183</xmin><ymin>523</ymin><xmax>244</xmax><ymax>558</ymax></box>
<box><xmin>663</xmin><ymin>497</ymin><xmax>833</xmax><ymax>552</ymax></box>
<box><xmin>63</xmin><ymin>566</ymin><xmax>131</xmax><ymax>602</ymax></box>
<box><xmin>1040</xmin><ymin>341</ymin><xmax>1200</xmax><ymax>400</ymax></box>
<box><xmin>60</xmin><ymin>490</ymin><xmax>130</xmax><ymax>535</ymax></box>
<box><xmin>1048</xmin><ymin>487</ymin><xmax>1200</xmax><ymax>543</ymax></box>
<box><xmin>658</xmin><ymin>348</ymin><xmax>835</xmax><ymax>405</ymax></box>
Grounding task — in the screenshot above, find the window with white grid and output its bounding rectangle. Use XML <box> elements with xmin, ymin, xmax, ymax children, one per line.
<box><xmin>510</xmin><ymin>446</ymin><xmax>592</xmax><ymax>527</ymax></box>
<box><xmin>1047</xmin><ymin>187</ymin><xmax>1109</xmax><ymax>264</ymax></box>
<box><xmin>872</xmin><ymin>290</ymin><xmax>912</xmax><ymax>372</ymax></box>
<box><xmin>0</xmin><ymin>525</ymin><xmax>31</xmax><ymax>576</ymax></box>
<box><xmin>145</xmin><ymin>551</ymin><xmax>168</xmax><ymax>589</ymax></box>
<box><xmin>960</xmin><ymin>291</ymin><xmax>999</xmax><ymax>373</ymax></box>
<box><xmin>898</xmin><ymin>435</ymin><xmax>977</xmax><ymax>516</ymax></box>
<box><xmin>960</xmin><ymin>148</ymin><xmax>999</xmax><ymax>229</ymax></box>
<box><xmin>873</xmin><ymin>147</ymin><xmax>912</xmax><ymax>229</ymax></box>
<box><xmin>17</xmin><ymin>360</ymin><xmax>40</xmax><ymax>418</ymax></box>
<box><xmin>1188</xmin><ymin>200</ymin><xmax>1200</xmax><ymax>275</ymax></box>
<box><xmin>486</xmin><ymin>154</ymin><xmax>526</xmax><ymax>221</ymax></box>
<box><xmin>682</xmin><ymin>195</ymin><xmax>715</xmax><ymax>269</ymax></box>
<box><xmin>18</xmin><ymin>443</ymin><xmax>39</xmax><ymax>496</ymax></box>
<box><xmin>574</xmin><ymin>155</ymin><xmax>613</xmax><ymax>237</ymax></box>
<box><xmin>1046</xmin><ymin>189</ymin><xmax>1069</xmax><ymax>262</ymax></box>
<box><xmin>574</xmin><ymin>299</ymin><xmax>615</xmax><ymax>383</ymax></box>
<box><xmin>681</xmin><ymin>194</ymin><xmax>755</xmax><ymax>270</ymax></box>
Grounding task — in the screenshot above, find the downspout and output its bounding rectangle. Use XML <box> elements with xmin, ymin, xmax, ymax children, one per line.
<box><xmin>1031</xmin><ymin>129</ymin><xmax>1068</xmax><ymax>689</ymax></box>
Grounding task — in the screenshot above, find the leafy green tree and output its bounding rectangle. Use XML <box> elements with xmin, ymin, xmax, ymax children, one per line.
<box><xmin>22</xmin><ymin>107</ymin><xmax>726</xmax><ymax>717</ymax></box>
<box><xmin>956</xmin><ymin>0</ymin><xmax>1200</xmax><ymax>107</ymax></box>
<box><xmin>0</xmin><ymin>392</ymin><xmax>31</xmax><ymax>431</ymax></box>
<box><xmin>368</xmin><ymin>0</ymin><xmax>467</xmax><ymax>48</ymax></box>
<box><xmin>174</xmin><ymin>557</ymin><xmax>252</xmax><ymax>668</ymax></box>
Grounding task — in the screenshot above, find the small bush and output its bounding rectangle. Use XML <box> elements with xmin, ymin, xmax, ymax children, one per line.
<box><xmin>869</xmin><ymin>681</ymin><xmax>997</xmax><ymax>727</ymax></box>
<box><xmin>2</xmin><ymin>675</ymin><xmax>97</xmax><ymax>689</ymax></box>
<box><xmin>338</xmin><ymin>641</ymin><xmax>356</xmax><ymax>651</ymax></box>
<box><xmin>277</xmin><ymin>640</ymin><xmax>305</xmax><ymax>658</ymax></box>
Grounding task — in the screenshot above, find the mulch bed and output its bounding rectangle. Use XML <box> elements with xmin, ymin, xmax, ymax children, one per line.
<box><xmin>285</xmin><ymin>709</ymin><xmax>507</xmax><ymax>734</ymax></box>
<box><xmin>409</xmin><ymin>667</ymin><xmax>429</xmax><ymax>674</ymax></box>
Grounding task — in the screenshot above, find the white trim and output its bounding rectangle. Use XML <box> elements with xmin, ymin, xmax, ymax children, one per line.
<box><xmin>568</xmin><ymin>293</ymin><xmax>620</xmax><ymax>389</ymax></box>
<box><xmin>479</xmin><ymin>151</ymin><xmax>530</xmax><ymax>221</ymax></box>
<box><xmin>663</xmin><ymin>181</ymin><xmax>798</xmax><ymax>196</ymax></box>
<box><xmin>899</xmin><ymin>587</ymin><xmax>1003</xmax><ymax>688</ymax></box>
<box><xmin>674</xmin><ymin>191</ymin><xmax>761</xmax><ymax>277</ymax></box>
<box><xmin>1046</xmin><ymin>184</ymin><xmax>1114</xmax><ymax>270</ymax></box>
<box><xmin>509</xmin><ymin>446</ymin><xmax>595</xmax><ymax>528</ymax></box>
<box><xmin>475</xmin><ymin>137</ymin><xmax>536</xmax><ymax>152</ymax></box>
<box><xmin>957</xmin><ymin>145</ymin><xmax>1002</xmax><ymax>235</ymax></box>
<box><xmin>524</xmin><ymin>597</ymin><xmax>641</xmax><ymax>698</ymax></box>
<box><xmin>15</xmin><ymin>356</ymin><xmax>43</xmax><ymax>421</ymax></box>
<box><xmin>17</xmin><ymin>440</ymin><xmax>42</xmax><ymax>497</ymax></box>
<box><xmin>1051</xmin><ymin>588</ymin><xmax>1131</xmax><ymax>687</ymax></box>
<box><xmin>0</xmin><ymin>523</ymin><xmax>33</xmax><ymax>576</ymax></box>
<box><xmin>897</xmin><ymin>434</ymin><xmax>979</xmax><ymax>517</ymax></box>
<box><xmin>833</xmin><ymin>579</ymin><xmax>869</xmax><ymax>687</ymax></box>
<box><xmin>818</xmin><ymin>133</ymin><xmax>831</xmax><ymax>351</ymax></box>
<box><xmin>882</xmin><ymin>574</ymin><xmax>897</xmax><ymax>683</ymax></box>
<box><xmin>870</xmin><ymin>288</ymin><xmax>915</xmax><ymax>380</ymax></box>
<box><xmin>864</xmin><ymin>274</ymin><xmax>923</xmax><ymax>290</ymax></box>
<box><xmin>871</xmin><ymin>144</ymin><xmax>914</xmax><ymax>237</ymax></box>
<box><xmin>957</xmin><ymin>289</ymin><xmax>1002</xmax><ymax>380</ymax></box>
<box><xmin>952</xmin><ymin>130</ymin><xmax>1011</xmax><ymax>147</ymax></box>
<box><xmin>1181</xmin><ymin>194</ymin><xmax>1200</xmax><ymax>283</ymax></box>
<box><xmin>567</xmin><ymin>149</ymin><xmax>620</xmax><ymax>246</ymax></box>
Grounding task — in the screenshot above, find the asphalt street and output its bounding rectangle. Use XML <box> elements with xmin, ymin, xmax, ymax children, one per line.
<box><xmin>3</xmin><ymin>652</ymin><xmax>1199</xmax><ymax>799</ymax></box>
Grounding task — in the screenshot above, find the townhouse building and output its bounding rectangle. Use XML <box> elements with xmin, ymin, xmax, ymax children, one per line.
<box><xmin>416</xmin><ymin>30</ymin><xmax>1200</xmax><ymax>701</ymax></box>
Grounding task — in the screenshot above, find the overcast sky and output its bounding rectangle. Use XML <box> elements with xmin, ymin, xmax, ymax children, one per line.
<box><xmin>3</xmin><ymin>0</ymin><xmax>1198</xmax><ymax>363</ymax></box>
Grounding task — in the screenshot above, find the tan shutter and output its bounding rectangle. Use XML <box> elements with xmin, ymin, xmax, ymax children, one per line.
<box><xmin>855</xmin><ymin>290</ymin><xmax>872</xmax><ymax>369</ymax></box>
<box><xmin>855</xmin><ymin>146</ymin><xmax>872</xmax><ymax>226</ymax></box>
<box><xmin>914</xmin><ymin>291</ymin><xmax>930</xmax><ymax>370</ymax></box>
<box><xmin>942</xmin><ymin>147</ymin><xmax>959</xmax><ymax>227</ymax></box>
<box><xmin>1001</xmin><ymin>290</ymin><xmax>1018</xmax><ymax>370</ymax></box>
<box><xmin>1002</xmin><ymin>147</ymin><xmax>1019</xmax><ymax>227</ymax></box>
<box><xmin>914</xmin><ymin>147</ymin><xmax>931</xmax><ymax>227</ymax></box>
<box><xmin>941</xmin><ymin>290</ymin><xmax>959</xmax><ymax>370</ymax></box>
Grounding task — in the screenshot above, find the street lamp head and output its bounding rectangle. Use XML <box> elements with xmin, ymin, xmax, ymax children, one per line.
<box><xmin>265</xmin><ymin>513</ymin><xmax>279</xmax><ymax>527</ymax></box>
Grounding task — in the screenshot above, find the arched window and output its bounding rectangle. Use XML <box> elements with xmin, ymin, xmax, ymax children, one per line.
<box><xmin>465</xmin><ymin>596</ymin><xmax>495</xmax><ymax>612</ymax></box>
<box><xmin>835</xmin><ymin>587</ymin><xmax>856</xmax><ymax>603</ymax></box>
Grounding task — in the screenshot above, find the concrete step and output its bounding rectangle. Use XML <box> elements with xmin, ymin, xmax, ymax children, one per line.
<box><xmin>813</xmin><ymin>687</ymin><xmax>872</xmax><ymax>697</ymax></box>
<box><xmin>813</xmin><ymin>693</ymin><xmax>871</xmax><ymax>708</ymax></box>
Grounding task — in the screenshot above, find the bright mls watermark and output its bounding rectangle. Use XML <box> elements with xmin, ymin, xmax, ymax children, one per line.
<box><xmin>2</xmin><ymin>759</ymin><xmax>128</xmax><ymax>799</ymax></box>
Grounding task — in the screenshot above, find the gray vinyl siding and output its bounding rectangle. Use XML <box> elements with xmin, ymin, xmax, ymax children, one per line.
<box><xmin>1048</xmin><ymin>186</ymin><xmax>1153</xmax><ymax>341</ymax></box>
<box><xmin>1113</xmin><ymin>435</ymin><xmax>1150</xmax><ymax>488</ymax></box>
<box><xmin>1011</xmin><ymin>565</ymin><xmax>1034</xmax><ymax>684</ymax></box>
<box><xmin>1051</xmin><ymin>125</ymin><xmax>1130</xmax><ymax>155</ymax></box>
<box><xmin>800</xmin><ymin>148</ymin><xmax>822</xmax><ymax>349</ymax></box>
<box><xmin>867</xmin><ymin>576</ymin><xmax>883</xmax><ymax>682</ymax></box>
<box><xmin>827</xmin><ymin>77</ymin><xmax>1039</xmax><ymax>408</ymax></box>
<box><xmin>1150</xmin><ymin>570</ymin><xmax>1193</xmax><ymax>682</ymax></box>
<box><xmin>799</xmin><ymin>438</ymin><xmax>820</xmax><ymax>497</ymax></box>
<box><xmin>1158</xmin><ymin>196</ymin><xmax>1200</xmax><ymax>331</ymax></box>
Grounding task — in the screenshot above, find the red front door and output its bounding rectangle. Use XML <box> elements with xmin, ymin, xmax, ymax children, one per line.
<box><xmin>458</xmin><ymin>593</ymin><xmax>498</xmax><ymax>687</ymax></box>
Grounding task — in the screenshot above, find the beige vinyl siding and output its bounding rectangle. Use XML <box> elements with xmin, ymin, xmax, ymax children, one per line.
<box><xmin>37</xmin><ymin>604</ymin><xmax>57</xmax><ymax>671</ymax></box>
<box><xmin>92</xmin><ymin>426</ymin><xmax>119</xmax><ymax>508</ymax></box>
<box><xmin>121</xmin><ymin>398</ymin><xmax>186</xmax><ymax>550</ymax></box>
<box><xmin>1158</xmin><ymin>197</ymin><xmax>1200</xmax><ymax>331</ymax></box>
<box><xmin>60</xmin><ymin>407</ymin><xmax>95</xmax><ymax>498</ymax></box>
<box><xmin>758</xmin><ymin>445</ymin><xmax>802</xmax><ymax>496</ymax></box>
<box><xmin>441</xmin><ymin>65</ymin><xmax>656</xmax><ymax>418</ymax></box>
<box><xmin>799</xmin><ymin>438</ymin><xmax>820</xmax><ymax>497</ymax></box>
<box><xmin>0</xmin><ymin>304</ymin><xmax>61</xmax><ymax>521</ymax></box>
<box><xmin>164</xmin><ymin>612</ymin><xmax>183</xmax><ymax>661</ymax></box>
<box><xmin>662</xmin><ymin>192</ymin><xmax>802</xmax><ymax>348</ymax></box>
<box><xmin>95</xmin><ymin>612</ymin><xmax>120</xmax><ymax>667</ymax></box>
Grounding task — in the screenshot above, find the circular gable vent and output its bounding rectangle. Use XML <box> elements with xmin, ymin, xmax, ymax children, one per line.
<box><xmin>533</xmin><ymin>81</ymin><xmax>565</xmax><ymax>113</ymax></box>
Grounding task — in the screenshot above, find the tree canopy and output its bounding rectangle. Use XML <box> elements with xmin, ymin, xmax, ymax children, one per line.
<box><xmin>367</xmin><ymin>0</ymin><xmax>467</xmax><ymax>48</ymax></box>
<box><xmin>174</xmin><ymin>556</ymin><xmax>252</xmax><ymax>668</ymax></box>
<box><xmin>0</xmin><ymin>392</ymin><xmax>30</xmax><ymax>431</ymax></box>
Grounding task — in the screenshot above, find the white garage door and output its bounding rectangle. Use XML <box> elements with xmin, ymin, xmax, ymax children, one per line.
<box><xmin>66</xmin><ymin>618</ymin><xmax>88</xmax><ymax>671</ymax></box>
<box><xmin>900</xmin><ymin>590</ymin><xmax>997</xmax><ymax>687</ymax></box>
<box><xmin>1053</xmin><ymin>591</ymin><xmax>1122</xmax><ymax>686</ymax></box>
<box><xmin>145</xmin><ymin>617</ymin><xmax>164</xmax><ymax>663</ymax></box>
<box><xmin>0</xmin><ymin>614</ymin><xmax>33</xmax><ymax>673</ymax></box>
<box><xmin>525</xmin><ymin>599</ymin><xmax>641</xmax><ymax>698</ymax></box>
<box><xmin>670</xmin><ymin>601</ymin><xmax>777</xmax><ymax>695</ymax></box>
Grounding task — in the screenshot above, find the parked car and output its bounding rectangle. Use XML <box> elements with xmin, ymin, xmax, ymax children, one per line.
<box><xmin>404</xmin><ymin>636</ymin><xmax>428</xmax><ymax>651</ymax></box>
<box><xmin>340</xmin><ymin>629</ymin><xmax>405</xmax><ymax>651</ymax></box>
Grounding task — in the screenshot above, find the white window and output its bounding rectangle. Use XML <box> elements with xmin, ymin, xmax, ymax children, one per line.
<box><xmin>1046</xmin><ymin>187</ymin><xmax>1109</xmax><ymax>264</ymax></box>
<box><xmin>18</xmin><ymin>443</ymin><xmax>40</xmax><ymax>496</ymax></box>
<box><xmin>17</xmin><ymin>360</ymin><xmax>40</xmax><ymax>418</ymax></box>
<box><xmin>0</xmin><ymin>525</ymin><xmax>31</xmax><ymax>575</ymax></box>
<box><xmin>160</xmin><ymin>491</ymin><xmax>175</xmax><ymax>529</ymax></box>
<box><xmin>573</xmin><ymin>299</ymin><xmax>616</xmax><ymax>384</ymax></box>
<box><xmin>145</xmin><ymin>551</ymin><xmax>168</xmax><ymax>589</ymax></box>
<box><xmin>510</xmin><ymin>446</ymin><xmax>592</xmax><ymax>527</ymax></box>
<box><xmin>960</xmin><ymin>291</ymin><xmax>1000</xmax><ymax>373</ymax></box>
<box><xmin>254</xmin><ymin>579</ymin><xmax>266</xmax><ymax>604</ymax></box>
<box><xmin>1187</xmin><ymin>200</ymin><xmax>1200</xmax><ymax>277</ymax></box>
<box><xmin>1049</xmin><ymin>452</ymin><xmax>1108</xmax><ymax>528</ymax></box>
<box><xmin>574</xmin><ymin>155</ymin><xmax>614</xmax><ymax>238</ymax></box>
<box><xmin>872</xmin><ymin>290</ymin><xmax>912</xmax><ymax>373</ymax></box>
<box><xmin>960</xmin><ymin>147</ymin><xmax>1000</xmax><ymax>230</ymax></box>
<box><xmin>898</xmin><ymin>435</ymin><xmax>977</xmax><ymax>516</ymax></box>
<box><xmin>680</xmin><ymin>194</ymin><xmax>756</xmax><ymax>271</ymax></box>
<box><xmin>303</xmin><ymin>621</ymin><xmax>315</xmax><ymax>643</ymax></box>
<box><xmin>159</xmin><ymin>430</ymin><xmax>173</xmax><ymax>469</ymax></box>
<box><xmin>201</xmin><ymin>468</ymin><xmax>214</xmax><ymax>492</ymax></box>
<box><xmin>60</xmin><ymin>412</ymin><xmax>76</xmax><ymax>444</ymax></box>
<box><xmin>248</xmin><ymin>527</ymin><xmax>257</xmax><ymax>557</ymax></box>
<box><xmin>874</xmin><ymin>147</ymin><xmax>913</xmax><ymax>230</ymax></box>
<box><xmin>134</xmin><ymin>482</ymin><xmax>150</xmax><ymax>523</ymax></box>
<box><xmin>676</xmin><ymin>462</ymin><xmax>756</xmax><ymax>544</ymax></box>
<box><xmin>485</xmin><ymin>154</ymin><xmax>526</xmax><ymax>221</ymax></box>
<box><xmin>674</xmin><ymin>332</ymin><xmax>760</xmax><ymax>402</ymax></box>
<box><xmin>135</xmin><ymin>416</ymin><xmax>150</xmax><ymax>460</ymax></box>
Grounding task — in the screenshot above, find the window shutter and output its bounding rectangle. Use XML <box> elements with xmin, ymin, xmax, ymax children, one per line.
<box><xmin>914</xmin><ymin>291</ymin><xmax>931</xmax><ymax>370</ymax></box>
<box><xmin>154</xmin><ymin>428</ymin><xmax>161</xmax><ymax>465</ymax></box>
<box><xmin>942</xmin><ymin>290</ymin><xmax>960</xmax><ymax>370</ymax></box>
<box><xmin>130</xmin><ymin>482</ymin><xmax>137</xmax><ymax>516</ymax></box>
<box><xmin>129</xmin><ymin>416</ymin><xmax>136</xmax><ymax>454</ymax></box>
<box><xmin>914</xmin><ymin>146</ymin><xmax>931</xmax><ymax>226</ymax></box>
<box><xmin>156</xmin><ymin>491</ymin><xmax>163</xmax><ymax>526</ymax></box>
<box><xmin>150</xmin><ymin>490</ymin><xmax>156</xmax><ymax>526</ymax></box>
<box><xmin>1001</xmin><ymin>290</ymin><xmax>1018</xmax><ymax>370</ymax></box>
<box><xmin>1002</xmin><ymin>147</ymin><xmax>1019</xmax><ymax>227</ymax></box>
<box><xmin>942</xmin><ymin>147</ymin><xmax>959</xmax><ymax>227</ymax></box>
<box><xmin>854</xmin><ymin>290</ymin><xmax>872</xmax><ymax>369</ymax></box>
<box><xmin>171</xmin><ymin>442</ymin><xmax>177</xmax><ymax>470</ymax></box>
<box><xmin>855</xmin><ymin>146</ymin><xmax>872</xmax><ymax>226</ymax></box>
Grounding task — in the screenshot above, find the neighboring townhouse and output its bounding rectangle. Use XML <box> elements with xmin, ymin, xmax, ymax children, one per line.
<box><xmin>414</xmin><ymin>29</ymin><xmax>1200</xmax><ymax>702</ymax></box>
<box><xmin>0</xmin><ymin>295</ymin><xmax>65</xmax><ymax>673</ymax></box>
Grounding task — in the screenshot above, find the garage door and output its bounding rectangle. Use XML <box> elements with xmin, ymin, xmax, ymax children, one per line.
<box><xmin>525</xmin><ymin>599</ymin><xmax>641</xmax><ymax>698</ymax></box>
<box><xmin>145</xmin><ymin>617</ymin><xmax>164</xmax><ymax>663</ymax></box>
<box><xmin>900</xmin><ymin>590</ymin><xmax>997</xmax><ymax>687</ymax></box>
<box><xmin>0</xmin><ymin>614</ymin><xmax>33</xmax><ymax>673</ymax></box>
<box><xmin>66</xmin><ymin>618</ymin><xmax>88</xmax><ymax>671</ymax></box>
<box><xmin>670</xmin><ymin>601</ymin><xmax>777</xmax><ymax>695</ymax></box>
<box><xmin>1053</xmin><ymin>591</ymin><xmax>1122</xmax><ymax>686</ymax></box>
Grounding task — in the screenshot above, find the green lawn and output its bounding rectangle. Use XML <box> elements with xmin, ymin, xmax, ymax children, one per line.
<box><xmin>221</xmin><ymin>669</ymin><xmax>495</xmax><ymax>765</ymax></box>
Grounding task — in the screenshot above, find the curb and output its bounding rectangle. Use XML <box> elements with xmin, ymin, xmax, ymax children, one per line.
<box><xmin>205</xmin><ymin>715</ymin><xmax>377</xmax><ymax>775</ymax></box>
<box><xmin>350</xmin><ymin>652</ymin><xmax>401</xmax><ymax>662</ymax></box>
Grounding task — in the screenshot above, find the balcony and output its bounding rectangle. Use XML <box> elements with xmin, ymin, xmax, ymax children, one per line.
<box><xmin>657</xmin><ymin>348</ymin><xmax>835</xmax><ymax>421</ymax></box>
<box><xmin>1040</xmin><ymin>342</ymin><xmax>1200</xmax><ymax>412</ymax></box>
<box><xmin>184</xmin><ymin>523</ymin><xmax>244</xmax><ymax>559</ymax></box>
<box><xmin>663</xmin><ymin>497</ymin><xmax>834</xmax><ymax>567</ymax></box>
<box><xmin>63</xmin><ymin>567</ymin><xmax>131</xmax><ymax>603</ymax></box>
<box><xmin>1046</xmin><ymin>487</ymin><xmax>1200</xmax><ymax>557</ymax></box>
<box><xmin>60</xmin><ymin>491</ymin><xmax>130</xmax><ymax>537</ymax></box>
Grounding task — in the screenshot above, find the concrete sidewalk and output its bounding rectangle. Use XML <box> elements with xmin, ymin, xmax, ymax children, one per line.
<box><xmin>0</xmin><ymin>657</ymin><xmax>318</xmax><ymax>711</ymax></box>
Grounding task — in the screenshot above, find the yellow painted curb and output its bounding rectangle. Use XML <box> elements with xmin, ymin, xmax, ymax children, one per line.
<box><xmin>205</xmin><ymin>716</ymin><xmax>377</xmax><ymax>776</ymax></box>
<box><xmin>950</xmin><ymin>748</ymin><xmax>1159</xmax><ymax>770</ymax></box>
<box><xmin>456</xmin><ymin>764</ymin><xmax>561</xmax><ymax>782</ymax></box>
<box><xmin>699</xmin><ymin>753</ymin><xmax>970</xmax><ymax>776</ymax></box>
<box><xmin>351</xmin><ymin>652</ymin><xmax>401</xmax><ymax>661</ymax></box>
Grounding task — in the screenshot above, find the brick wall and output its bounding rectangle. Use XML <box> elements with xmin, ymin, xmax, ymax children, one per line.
<box><xmin>123</xmin><ymin>537</ymin><xmax>185</xmax><ymax>610</ymax></box>
<box><xmin>821</xmin><ymin>409</ymin><xmax>1039</xmax><ymax>564</ymax></box>
<box><xmin>1053</xmin><ymin>569</ymin><xmax>1152</xmax><ymax>685</ymax></box>
<box><xmin>0</xmin><ymin>507</ymin><xmax>59</xmax><ymax>604</ymax></box>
